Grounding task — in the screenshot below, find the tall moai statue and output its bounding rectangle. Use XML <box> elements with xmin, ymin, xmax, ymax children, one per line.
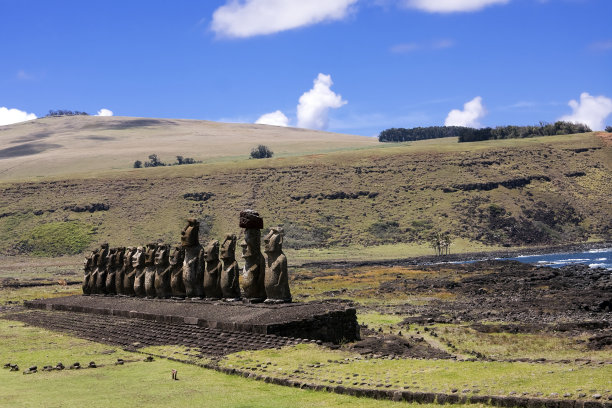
<box><xmin>92</xmin><ymin>243</ymin><xmax>109</xmax><ymax>294</ymax></box>
<box><xmin>154</xmin><ymin>244</ymin><xmax>171</xmax><ymax>299</ymax></box>
<box><xmin>220</xmin><ymin>233</ymin><xmax>241</xmax><ymax>301</ymax></box>
<box><xmin>264</xmin><ymin>227</ymin><xmax>292</xmax><ymax>303</ymax></box>
<box><xmin>82</xmin><ymin>249</ymin><xmax>98</xmax><ymax>295</ymax></box>
<box><xmin>239</xmin><ymin>210</ymin><xmax>266</xmax><ymax>302</ymax></box>
<box><xmin>122</xmin><ymin>247</ymin><xmax>137</xmax><ymax>296</ymax></box>
<box><xmin>169</xmin><ymin>246</ymin><xmax>186</xmax><ymax>299</ymax></box>
<box><xmin>104</xmin><ymin>247</ymin><xmax>119</xmax><ymax>295</ymax></box>
<box><xmin>116</xmin><ymin>247</ymin><xmax>131</xmax><ymax>295</ymax></box>
<box><xmin>132</xmin><ymin>246</ymin><xmax>147</xmax><ymax>297</ymax></box>
<box><xmin>181</xmin><ymin>218</ymin><xmax>204</xmax><ymax>299</ymax></box>
<box><xmin>203</xmin><ymin>239</ymin><xmax>222</xmax><ymax>299</ymax></box>
<box><xmin>143</xmin><ymin>243</ymin><xmax>158</xmax><ymax>298</ymax></box>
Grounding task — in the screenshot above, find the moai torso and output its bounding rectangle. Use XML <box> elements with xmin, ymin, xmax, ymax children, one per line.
<box><xmin>132</xmin><ymin>247</ymin><xmax>146</xmax><ymax>297</ymax></box>
<box><xmin>181</xmin><ymin>218</ymin><xmax>204</xmax><ymax>298</ymax></box>
<box><xmin>263</xmin><ymin>227</ymin><xmax>291</xmax><ymax>303</ymax></box>
<box><xmin>169</xmin><ymin>246</ymin><xmax>186</xmax><ymax>298</ymax></box>
<box><xmin>93</xmin><ymin>244</ymin><xmax>109</xmax><ymax>294</ymax></box>
<box><xmin>143</xmin><ymin>243</ymin><xmax>158</xmax><ymax>298</ymax></box>
<box><xmin>240</xmin><ymin>228</ymin><xmax>266</xmax><ymax>301</ymax></box>
<box><xmin>154</xmin><ymin>244</ymin><xmax>171</xmax><ymax>299</ymax></box>
<box><xmin>220</xmin><ymin>234</ymin><xmax>240</xmax><ymax>300</ymax></box>
<box><xmin>122</xmin><ymin>248</ymin><xmax>137</xmax><ymax>296</ymax></box>
<box><xmin>104</xmin><ymin>248</ymin><xmax>118</xmax><ymax>295</ymax></box>
<box><xmin>203</xmin><ymin>240</ymin><xmax>222</xmax><ymax>299</ymax></box>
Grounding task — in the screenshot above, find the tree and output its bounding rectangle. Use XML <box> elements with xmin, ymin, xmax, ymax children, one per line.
<box><xmin>144</xmin><ymin>154</ymin><xmax>165</xmax><ymax>167</ymax></box>
<box><xmin>250</xmin><ymin>145</ymin><xmax>274</xmax><ymax>159</ymax></box>
<box><xmin>605</xmin><ymin>126</ymin><xmax>612</xmax><ymax>133</ymax></box>
<box><xmin>133</xmin><ymin>160</ymin><xmax>142</xmax><ymax>168</ymax></box>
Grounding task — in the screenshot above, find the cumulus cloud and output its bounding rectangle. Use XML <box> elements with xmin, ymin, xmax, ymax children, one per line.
<box><xmin>0</xmin><ymin>107</ymin><xmax>37</xmax><ymax>126</ymax></box>
<box><xmin>211</xmin><ymin>0</ymin><xmax>357</xmax><ymax>38</ymax></box>
<box><xmin>559</xmin><ymin>92</ymin><xmax>612</xmax><ymax>131</ymax></box>
<box><xmin>255</xmin><ymin>110</ymin><xmax>289</xmax><ymax>127</ymax></box>
<box><xmin>402</xmin><ymin>0</ymin><xmax>510</xmax><ymax>13</ymax></box>
<box><xmin>96</xmin><ymin>108</ymin><xmax>113</xmax><ymax>117</ymax></box>
<box><xmin>297</xmin><ymin>73</ymin><xmax>347</xmax><ymax>130</ymax></box>
<box><xmin>444</xmin><ymin>96</ymin><xmax>486</xmax><ymax>127</ymax></box>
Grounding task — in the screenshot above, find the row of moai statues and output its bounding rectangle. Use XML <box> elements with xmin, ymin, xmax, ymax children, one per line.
<box><xmin>82</xmin><ymin>210</ymin><xmax>291</xmax><ymax>303</ymax></box>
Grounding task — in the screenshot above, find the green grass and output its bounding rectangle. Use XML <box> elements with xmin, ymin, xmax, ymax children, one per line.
<box><xmin>21</xmin><ymin>221</ymin><xmax>96</xmax><ymax>256</ymax></box>
<box><xmin>220</xmin><ymin>344</ymin><xmax>612</xmax><ymax>398</ymax></box>
<box><xmin>0</xmin><ymin>320</ymin><xmax>439</xmax><ymax>408</ymax></box>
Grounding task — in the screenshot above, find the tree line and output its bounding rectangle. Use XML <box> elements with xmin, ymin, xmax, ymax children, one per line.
<box><xmin>378</xmin><ymin>121</ymin><xmax>592</xmax><ymax>143</ymax></box>
<box><xmin>46</xmin><ymin>110</ymin><xmax>89</xmax><ymax>117</ymax></box>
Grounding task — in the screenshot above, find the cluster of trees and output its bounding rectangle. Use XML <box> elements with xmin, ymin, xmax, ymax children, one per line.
<box><xmin>46</xmin><ymin>110</ymin><xmax>89</xmax><ymax>117</ymax></box>
<box><xmin>250</xmin><ymin>145</ymin><xmax>274</xmax><ymax>159</ymax></box>
<box><xmin>133</xmin><ymin>154</ymin><xmax>201</xmax><ymax>168</ymax></box>
<box><xmin>429</xmin><ymin>231</ymin><xmax>453</xmax><ymax>256</ymax></box>
<box><xmin>378</xmin><ymin>121</ymin><xmax>591</xmax><ymax>143</ymax></box>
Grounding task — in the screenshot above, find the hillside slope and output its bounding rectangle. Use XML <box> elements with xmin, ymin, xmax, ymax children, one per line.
<box><xmin>0</xmin><ymin>127</ymin><xmax>610</xmax><ymax>258</ymax></box>
<box><xmin>0</xmin><ymin>116</ymin><xmax>377</xmax><ymax>181</ymax></box>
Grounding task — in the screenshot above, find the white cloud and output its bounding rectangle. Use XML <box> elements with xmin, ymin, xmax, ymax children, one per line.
<box><xmin>0</xmin><ymin>107</ymin><xmax>37</xmax><ymax>126</ymax></box>
<box><xmin>96</xmin><ymin>108</ymin><xmax>113</xmax><ymax>117</ymax></box>
<box><xmin>255</xmin><ymin>110</ymin><xmax>289</xmax><ymax>127</ymax></box>
<box><xmin>559</xmin><ymin>92</ymin><xmax>612</xmax><ymax>131</ymax></box>
<box><xmin>391</xmin><ymin>38</ymin><xmax>455</xmax><ymax>53</ymax></box>
<box><xmin>444</xmin><ymin>96</ymin><xmax>486</xmax><ymax>127</ymax></box>
<box><xmin>211</xmin><ymin>0</ymin><xmax>357</xmax><ymax>38</ymax></box>
<box><xmin>402</xmin><ymin>0</ymin><xmax>510</xmax><ymax>13</ymax></box>
<box><xmin>297</xmin><ymin>73</ymin><xmax>347</xmax><ymax>130</ymax></box>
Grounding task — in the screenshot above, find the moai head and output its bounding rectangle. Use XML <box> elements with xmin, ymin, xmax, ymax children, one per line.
<box><xmin>84</xmin><ymin>249</ymin><xmax>98</xmax><ymax>272</ymax></box>
<box><xmin>132</xmin><ymin>246</ymin><xmax>145</xmax><ymax>268</ymax></box>
<box><xmin>264</xmin><ymin>227</ymin><xmax>284</xmax><ymax>254</ymax></box>
<box><xmin>144</xmin><ymin>243</ymin><xmax>157</xmax><ymax>265</ymax></box>
<box><xmin>106</xmin><ymin>248</ymin><xmax>117</xmax><ymax>268</ymax></box>
<box><xmin>115</xmin><ymin>247</ymin><xmax>125</xmax><ymax>266</ymax></box>
<box><xmin>155</xmin><ymin>244</ymin><xmax>169</xmax><ymax>267</ymax></box>
<box><xmin>169</xmin><ymin>246</ymin><xmax>184</xmax><ymax>266</ymax></box>
<box><xmin>97</xmin><ymin>243</ymin><xmax>109</xmax><ymax>267</ymax></box>
<box><xmin>204</xmin><ymin>240</ymin><xmax>220</xmax><ymax>262</ymax></box>
<box><xmin>181</xmin><ymin>218</ymin><xmax>200</xmax><ymax>247</ymax></box>
<box><xmin>124</xmin><ymin>247</ymin><xmax>134</xmax><ymax>267</ymax></box>
<box><xmin>240</xmin><ymin>229</ymin><xmax>261</xmax><ymax>259</ymax></box>
<box><xmin>220</xmin><ymin>234</ymin><xmax>237</xmax><ymax>261</ymax></box>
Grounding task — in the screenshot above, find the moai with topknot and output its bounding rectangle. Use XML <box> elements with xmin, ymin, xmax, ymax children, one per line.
<box><xmin>203</xmin><ymin>239</ymin><xmax>222</xmax><ymax>299</ymax></box>
<box><xmin>181</xmin><ymin>218</ymin><xmax>204</xmax><ymax>299</ymax></box>
<box><xmin>154</xmin><ymin>244</ymin><xmax>171</xmax><ymax>299</ymax></box>
<box><xmin>239</xmin><ymin>210</ymin><xmax>266</xmax><ymax>302</ymax></box>
<box><xmin>220</xmin><ymin>233</ymin><xmax>241</xmax><ymax>301</ymax></box>
<box><xmin>169</xmin><ymin>246</ymin><xmax>186</xmax><ymax>299</ymax></box>
<box><xmin>132</xmin><ymin>246</ymin><xmax>147</xmax><ymax>297</ymax></box>
<box><xmin>143</xmin><ymin>243</ymin><xmax>158</xmax><ymax>298</ymax></box>
<box><xmin>264</xmin><ymin>227</ymin><xmax>291</xmax><ymax>303</ymax></box>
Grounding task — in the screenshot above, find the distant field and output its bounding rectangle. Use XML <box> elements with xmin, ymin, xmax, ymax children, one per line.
<box><xmin>0</xmin><ymin>116</ymin><xmax>378</xmax><ymax>181</ymax></box>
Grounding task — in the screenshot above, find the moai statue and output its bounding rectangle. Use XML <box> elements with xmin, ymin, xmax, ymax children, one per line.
<box><xmin>143</xmin><ymin>243</ymin><xmax>158</xmax><ymax>298</ymax></box>
<box><xmin>132</xmin><ymin>246</ymin><xmax>147</xmax><ymax>297</ymax></box>
<box><xmin>239</xmin><ymin>210</ymin><xmax>266</xmax><ymax>302</ymax></box>
<box><xmin>203</xmin><ymin>240</ymin><xmax>222</xmax><ymax>299</ymax></box>
<box><xmin>154</xmin><ymin>244</ymin><xmax>171</xmax><ymax>299</ymax></box>
<box><xmin>114</xmin><ymin>247</ymin><xmax>127</xmax><ymax>295</ymax></box>
<box><xmin>264</xmin><ymin>227</ymin><xmax>291</xmax><ymax>303</ymax></box>
<box><xmin>82</xmin><ymin>249</ymin><xmax>98</xmax><ymax>295</ymax></box>
<box><xmin>122</xmin><ymin>247</ymin><xmax>137</xmax><ymax>296</ymax></box>
<box><xmin>169</xmin><ymin>246</ymin><xmax>186</xmax><ymax>299</ymax></box>
<box><xmin>181</xmin><ymin>218</ymin><xmax>204</xmax><ymax>299</ymax></box>
<box><xmin>220</xmin><ymin>234</ymin><xmax>241</xmax><ymax>301</ymax></box>
<box><xmin>92</xmin><ymin>243</ymin><xmax>109</xmax><ymax>295</ymax></box>
<box><xmin>104</xmin><ymin>248</ymin><xmax>119</xmax><ymax>295</ymax></box>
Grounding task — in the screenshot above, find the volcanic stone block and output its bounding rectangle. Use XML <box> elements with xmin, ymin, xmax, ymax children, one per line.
<box><xmin>239</xmin><ymin>209</ymin><xmax>263</xmax><ymax>229</ymax></box>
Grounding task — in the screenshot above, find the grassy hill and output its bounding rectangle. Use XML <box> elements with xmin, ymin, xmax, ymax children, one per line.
<box><xmin>0</xmin><ymin>116</ymin><xmax>610</xmax><ymax>260</ymax></box>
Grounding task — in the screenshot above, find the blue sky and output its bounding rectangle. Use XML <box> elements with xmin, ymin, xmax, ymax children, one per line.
<box><xmin>1</xmin><ymin>0</ymin><xmax>611</xmax><ymax>135</ymax></box>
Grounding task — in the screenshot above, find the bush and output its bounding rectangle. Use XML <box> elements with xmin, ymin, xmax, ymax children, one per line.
<box><xmin>133</xmin><ymin>160</ymin><xmax>142</xmax><ymax>168</ymax></box>
<box><xmin>605</xmin><ymin>126</ymin><xmax>612</xmax><ymax>133</ymax></box>
<box><xmin>144</xmin><ymin>154</ymin><xmax>165</xmax><ymax>167</ymax></box>
<box><xmin>250</xmin><ymin>145</ymin><xmax>274</xmax><ymax>159</ymax></box>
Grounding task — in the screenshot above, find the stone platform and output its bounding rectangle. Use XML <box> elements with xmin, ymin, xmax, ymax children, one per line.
<box><xmin>24</xmin><ymin>296</ymin><xmax>360</xmax><ymax>344</ymax></box>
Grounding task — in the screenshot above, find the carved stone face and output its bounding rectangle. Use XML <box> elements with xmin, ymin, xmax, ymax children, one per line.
<box><xmin>169</xmin><ymin>246</ymin><xmax>184</xmax><ymax>265</ymax></box>
<box><xmin>204</xmin><ymin>240</ymin><xmax>219</xmax><ymax>262</ymax></box>
<box><xmin>106</xmin><ymin>249</ymin><xmax>116</xmax><ymax>267</ymax></box>
<box><xmin>220</xmin><ymin>234</ymin><xmax>236</xmax><ymax>260</ymax></box>
<box><xmin>154</xmin><ymin>245</ymin><xmax>168</xmax><ymax>266</ymax></box>
<box><xmin>181</xmin><ymin>218</ymin><xmax>200</xmax><ymax>247</ymax></box>
<box><xmin>132</xmin><ymin>247</ymin><xmax>144</xmax><ymax>268</ymax></box>
<box><xmin>264</xmin><ymin>227</ymin><xmax>284</xmax><ymax>254</ymax></box>
<box><xmin>240</xmin><ymin>229</ymin><xmax>260</xmax><ymax>258</ymax></box>
<box><xmin>123</xmin><ymin>248</ymin><xmax>133</xmax><ymax>266</ymax></box>
<box><xmin>98</xmin><ymin>244</ymin><xmax>109</xmax><ymax>267</ymax></box>
<box><xmin>145</xmin><ymin>243</ymin><xmax>157</xmax><ymax>265</ymax></box>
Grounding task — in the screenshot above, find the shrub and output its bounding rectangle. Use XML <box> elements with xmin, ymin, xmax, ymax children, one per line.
<box><xmin>250</xmin><ymin>145</ymin><xmax>274</xmax><ymax>159</ymax></box>
<box><xmin>605</xmin><ymin>126</ymin><xmax>612</xmax><ymax>133</ymax></box>
<box><xmin>133</xmin><ymin>160</ymin><xmax>142</xmax><ymax>168</ymax></box>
